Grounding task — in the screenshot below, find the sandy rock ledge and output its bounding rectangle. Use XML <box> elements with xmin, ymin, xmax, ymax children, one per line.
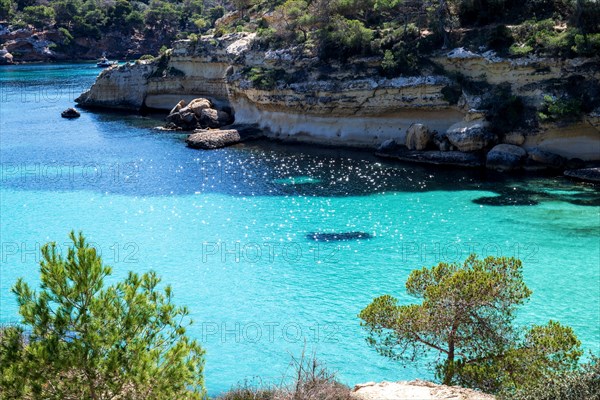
<box><xmin>351</xmin><ymin>380</ymin><xmax>495</xmax><ymax>400</ymax></box>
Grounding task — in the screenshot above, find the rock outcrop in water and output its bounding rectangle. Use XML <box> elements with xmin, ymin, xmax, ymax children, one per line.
<box><xmin>61</xmin><ymin>108</ymin><xmax>81</xmax><ymax>119</ymax></box>
<box><xmin>75</xmin><ymin>34</ymin><xmax>600</xmax><ymax>174</ymax></box>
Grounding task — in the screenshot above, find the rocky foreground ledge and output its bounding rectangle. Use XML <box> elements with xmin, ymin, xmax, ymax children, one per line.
<box><xmin>352</xmin><ymin>380</ymin><xmax>495</xmax><ymax>400</ymax></box>
<box><xmin>351</xmin><ymin>380</ymin><xmax>494</xmax><ymax>400</ymax></box>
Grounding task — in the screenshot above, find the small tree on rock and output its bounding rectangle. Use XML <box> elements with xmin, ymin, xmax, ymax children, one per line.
<box><xmin>359</xmin><ymin>255</ymin><xmax>583</xmax><ymax>393</ymax></box>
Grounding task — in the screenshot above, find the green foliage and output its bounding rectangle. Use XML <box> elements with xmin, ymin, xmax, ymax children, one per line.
<box><xmin>538</xmin><ymin>94</ymin><xmax>583</xmax><ymax>122</ymax></box>
<box><xmin>359</xmin><ymin>255</ymin><xmax>584</xmax><ymax>393</ymax></box>
<box><xmin>320</xmin><ymin>16</ymin><xmax>374</xmax><ymax>59</ymax></box>
<box><xmin>509</xmin><ymin>43</ymin><xmax>534</xmax><ymax>56</ymax></box>
<box><xmin>58</xmin><ymin>27</ymin><xmax>73</xmax><ymax>45</ymax></box>
<box><xmin>246</xmin><ymin>66</ymin><xmax>286</xmax><ymax>90</ymax></box>
<box><xmin>0</xmin><ymin>0</ymin><xmax>15</xmax><ymax>20</ymax></box>
<box><xmin>0</xmin><ymin>231</ymin><xmax>205</xmax><ymax>400</ymax></box>
<box><xmin>381</xmin><ymin>50</ymin><xmax>397</xmax><ymax>76</ymax></box>
<box><xmin>22</xmin><ymin>5</ymin><xmax>55</xmax><ymax>29</ymax></box>
<box><xmin>139</xmin><ymin>54</ymin><xmax>155</xmax><ymax>61</ymax></box>
<box><xmin>455</xmin><ymin>320</ymin><xmax>583</xmax><ymax>393</ymax></box>
<box><xmin>503</xmin><ymin>355</ymin><xmax>600</xmax><ymax>400</ymax></box>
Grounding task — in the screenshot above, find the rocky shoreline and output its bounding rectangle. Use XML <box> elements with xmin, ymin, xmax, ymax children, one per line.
<box><xmin>73</xmin><ymin>32</ymin><xmax>599</xmax><ymax>181</ymax></box>
<box><xmin>0</xmin><ymin>23</ymin><xmax>166</xmax><ymax>64</ymax></box>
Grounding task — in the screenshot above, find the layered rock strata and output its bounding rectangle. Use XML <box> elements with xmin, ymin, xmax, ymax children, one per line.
<box><xmin>76</xmin><ymin>34</ymin><xmax>600</xmax><ymax>169</ymax></box>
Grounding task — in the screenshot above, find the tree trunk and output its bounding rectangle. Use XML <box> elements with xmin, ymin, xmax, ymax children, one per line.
<box><xmin>444</xmin><ymin>341</ymin><xmax>454</xmax><ymax>385</ymax></box>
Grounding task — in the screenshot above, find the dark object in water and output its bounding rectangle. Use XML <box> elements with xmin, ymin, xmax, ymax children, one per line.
<box><xmin>61</xmin><ymin>108</ymin><xmax>80</xmax><ymax>119</ymax></box>
<box><xmin>307</xmin><ymin>231</ymin><xmax>372</xmax><ymax>242</ymax></box>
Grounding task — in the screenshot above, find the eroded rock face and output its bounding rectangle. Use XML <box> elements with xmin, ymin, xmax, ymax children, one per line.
<box><xmin>486</xmin><ymin>144</ymin><xmax>527</xmax><ymax>171</ymax></box>
<box><xmin>76</xmin><ymin>61</ymin><xmax>155</xmax><ymax>110</ymax></box>
<box><xmin>351</xmin><ymin>380</ymin><xmax>495</xmax><ymax>400</ymax></box>
<box><xmin>75</xmin><ymin>36</ymin><xmax>600</xmax><ymax>157</ymax></box>
<box><xmin>446</xmin><ymin>120</ymin><xmax>496</xmax><ymax>152</ymax></box>
<box><xmin>406</xmin><ymin>123</ymin><xmax>432</xmax><ymax>150</ymax></box>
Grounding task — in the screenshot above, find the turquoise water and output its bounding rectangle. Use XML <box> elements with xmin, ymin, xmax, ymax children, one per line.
<box><xmin>1</xmin><ymin>64</ymin><xmax>599</xmax><ymax>395</ymax></box>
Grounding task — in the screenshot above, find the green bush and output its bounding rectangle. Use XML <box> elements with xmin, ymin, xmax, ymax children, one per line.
<box><xmin>320</xmin><ymin>16</ymin><xmax>374</xmax><ymax>59</ymax></box>
<box><xmin>502</xmin><ymin>356</ymin><xmax>600</xmax><ymax>400</ymax></box>
<box><xmin>246</xmin><ymin>67</ymin><xmax>287</xmax><ymax>90</ymax></box>
<box><xmin>538</xmin><ymin>94</ymin><xmax>583</xmax><ymax>122</ymax></box>
<box><xmin>0</xmin><ymin>232</ymin><xmax>205</xmax><ymax>399</ymax></box>
<box><xmin>572</xmin><ymin>33</ymin><xmax>600</xmax><ymax>56</ymax></box>
<box><xmin>22</xmin><ymin>5</ymin><xmax>55</xmax><ymax>29</ymax></box>
<box><xmin>58</xmin><ymin>26</ymin><xmax>73</xmax><ymax>45</ymax></box>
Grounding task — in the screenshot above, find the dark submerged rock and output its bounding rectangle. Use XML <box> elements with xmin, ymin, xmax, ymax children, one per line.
<box><xmin>376</xmin><ymin>147</ymin><xmax>484</xmax><ymax>168</ymax></box>
<box><xmin>564</xmin><ymin>167</ymin><xmax>600</xmax><ymax>183</ymax></box>
<box><xmin>306</xmin><ymin>232</ymin><xmax>373</xmax><ymax>242</ymax></box>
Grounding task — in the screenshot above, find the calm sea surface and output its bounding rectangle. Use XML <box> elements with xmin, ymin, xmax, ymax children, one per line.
<box><xmin>1</xmin><ymin>63</ymin><xmax>599</xmax><ymax>395</ymax></box>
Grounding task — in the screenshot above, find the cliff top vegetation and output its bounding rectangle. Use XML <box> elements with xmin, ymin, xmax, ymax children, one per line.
<box><xmin>1</xmin><ymin>0</ymin><xmax>599</xmax><ymax>66</ymax></box>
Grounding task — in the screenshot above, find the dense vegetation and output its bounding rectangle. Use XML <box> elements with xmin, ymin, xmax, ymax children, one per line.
<box><xmin>1</xmin><ymin>0</ymin><xmax>599</xmax><ymax>63</ymax></box>
<box><xmin>359</xmin><ymin>255</ymin><xmax>595</xmax><ymax>397</ymax></box>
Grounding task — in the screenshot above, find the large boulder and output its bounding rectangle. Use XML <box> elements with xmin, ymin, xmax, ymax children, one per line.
<box><xmin>405</xmin><ymin>123</ymin><xmax>432</xmax><ymax>151</ymax></box>
<box><xmin>446</xmin><ymin>120</ymin><xmax>496</xmax><ymax>152</ymax></box>
<box><xmin>527</xmin><ymin>148</ymin><xmax>566</xmax><ymax>168</ymax></box>
<box><xmin>186</xmin><ymin>98</ymin><xmax>212</xmax><ymax>117</ymax></box>
<box><xmin>200</xmin><ymin>108</ymin><xmax>231</xmax><ymax>128</ymax></box>
<box><xmin>186</xmin><ymin>129</ymin><xmax>242</xmax><ymax>149</ymax></box>
<box><xmin>169</xmin><ymin>99</ymin><xmax>186</xmax><ymax>116</ymax></box>
<box><xmin>486</xmin><ymin>144</ymin><xmax>527</xmax><ymax>172</ymax></box>
<box><xmin>166</xmin><ymin>98</ymin><xmax>230</xmax><ymax>130</ymax></box>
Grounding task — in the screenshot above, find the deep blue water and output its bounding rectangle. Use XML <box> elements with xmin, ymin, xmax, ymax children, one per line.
<box><xmin>1</xmin><ymin>63</ymin><xmax>599</xmax><ymax>395</ymax></box>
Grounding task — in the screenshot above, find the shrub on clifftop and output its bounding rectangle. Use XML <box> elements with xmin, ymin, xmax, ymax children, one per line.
<box><xmin>0</xmin><ymin>231</ymin><xmax>205</xmax><ymax>400</ymax></box>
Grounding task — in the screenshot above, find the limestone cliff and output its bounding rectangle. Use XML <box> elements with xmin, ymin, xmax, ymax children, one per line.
<box><xmin>76</xmin><ymin>33</ymin><xmax>600</xmax><ymax>161</ymax></box>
